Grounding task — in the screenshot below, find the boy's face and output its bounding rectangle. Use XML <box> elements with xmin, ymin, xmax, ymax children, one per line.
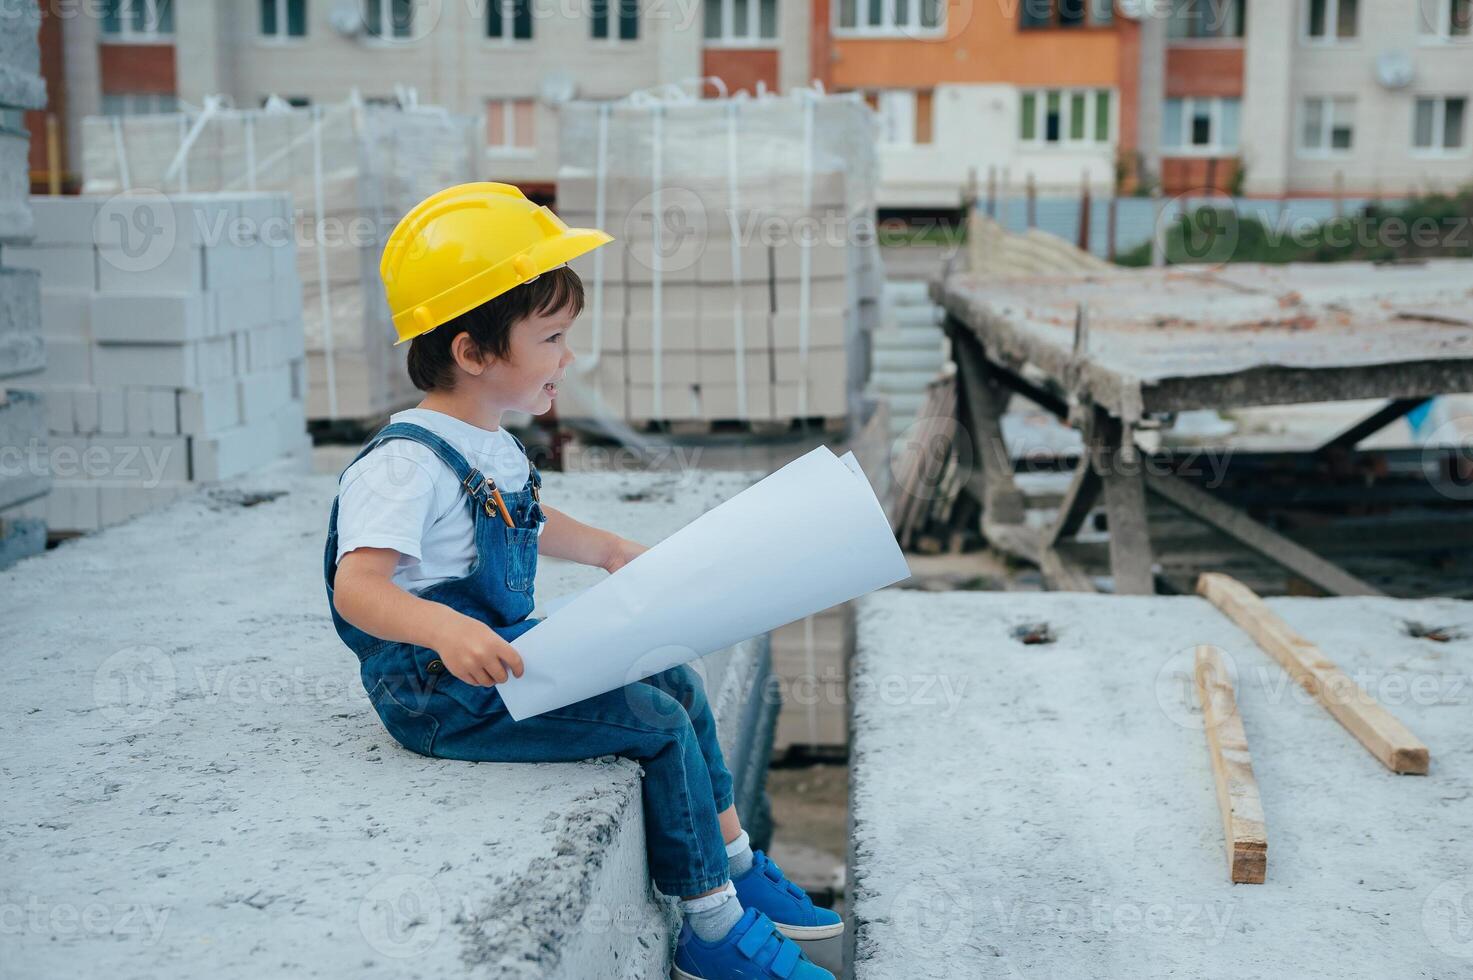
<box><xmin>472</xmin><ymin>304</ymin><xmax>576</xmax><ymax>417</ymax></box>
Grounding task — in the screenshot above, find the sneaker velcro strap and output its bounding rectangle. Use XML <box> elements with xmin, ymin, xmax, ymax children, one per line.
<box><xmin>770</xmin><ymin>939</ymin><xmax>801</xmax><ymax>978</ymax></box>
<box><xmin>736</xmin><ymin>914</ymin><xmax>777</xmax><ymax>959</ymax></box>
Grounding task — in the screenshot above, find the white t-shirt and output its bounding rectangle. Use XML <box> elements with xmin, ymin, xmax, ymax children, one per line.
<box><xmin>334</xmin><ymin>408</ymin><xmax>542</xmax><ymax>593</ymax></box>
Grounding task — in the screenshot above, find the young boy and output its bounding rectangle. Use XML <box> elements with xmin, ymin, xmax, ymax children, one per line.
<box><xmin>324</xmin><ymin>183</ymin><xmax>841</xmax><ymax>979</ymax></box>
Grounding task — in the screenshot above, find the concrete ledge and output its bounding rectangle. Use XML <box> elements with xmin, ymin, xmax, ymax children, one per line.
<box><xmin>2</xmin><ymin>465</ymin><xmax>776</xmax><ymax>978</ymax></box>
<box><xmin>848</xmin><ymin>590</ymin><xmax>1473</xmax><ymax>979</ymax></box>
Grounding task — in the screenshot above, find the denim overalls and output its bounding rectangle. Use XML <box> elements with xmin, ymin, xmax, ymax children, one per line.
<box><xmin>323</xmin><ymin>420</ymin><xmax>735</xmax><ymax>898</ymax></box>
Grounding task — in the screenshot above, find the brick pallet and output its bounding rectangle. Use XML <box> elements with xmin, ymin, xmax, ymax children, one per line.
<box><xmin>7</xmin><ymin>192</ymin><xmax>310</xmax><ymax>534</ymax></box>
<box><xmin>0</xmin><ymin>0</ymin><xmax>49</xmax><ymax>568</ymax></box>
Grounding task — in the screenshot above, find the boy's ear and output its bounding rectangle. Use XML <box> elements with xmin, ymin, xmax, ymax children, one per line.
<box><xmin>449</xmin><ymin>331</ymin><xmax>486</xmax><ymax>377</ymax></box>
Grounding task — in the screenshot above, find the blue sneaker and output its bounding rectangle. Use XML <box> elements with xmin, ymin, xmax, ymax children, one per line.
<box><xmin>673</xmin><ymin>907</ymin><xmax>833</xmax><ymax>980</ymax></box>
<box><xmin>733</xmin><ymin>850</ymin><xmax>844</xmax><ymax>941</ymax></box>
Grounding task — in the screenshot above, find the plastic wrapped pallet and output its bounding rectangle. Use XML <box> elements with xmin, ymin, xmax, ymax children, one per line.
<box><xmin>0</xmin><ymin>0</ymin><xmax>49</xmax><ymax>567</ymax></box>
<box><xmin>8</xmin><ymin>192</ymin><xmax>312</xmax><ymax>534</ymax></box>
<box><xmin>555</xmin><ymin>87</ymin><xmax>882</xmax><ymax>431</ymax></box>
<box><xmin>80</xmin><ymin>96</ymin><xmax>480</xmax><ymax>423</ymax></box>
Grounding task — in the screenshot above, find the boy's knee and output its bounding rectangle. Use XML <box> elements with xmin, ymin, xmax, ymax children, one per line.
<box><xmin>623</xmin><ymin>681</ymin><xmax>696</xmax><ymax>734</ymax></box>
<box><xmin>644</xmin><ymin>663</ymin><xmax>709</xmax><ymax>714</ymax></box>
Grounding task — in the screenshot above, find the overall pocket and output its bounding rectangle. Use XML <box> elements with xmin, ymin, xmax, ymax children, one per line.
<box><xmin>367</xmin><ymin>677</ymin><xmax>440</xmax><ymax>757</ymax></box>
<box><xmin>503</xmin><ymin>525</ymin><xmax>539</xmax><ymax>592</ymax></box>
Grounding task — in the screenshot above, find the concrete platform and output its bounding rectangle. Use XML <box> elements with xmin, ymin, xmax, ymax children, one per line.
<box><xmin>847</xmin><ymin>590</ymin><xmax>1473</xmax><ymax>979</ymax></box>
<box><xmin>1</xmin><ymin>465</ymin><xmax>778</xmax><ymax>979</ymax></box>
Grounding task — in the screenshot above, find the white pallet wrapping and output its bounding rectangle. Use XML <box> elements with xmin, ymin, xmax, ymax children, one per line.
<box><xmin>19</xmin><ymin>192</ymin><xmax>312</xmax><ymax>533</ymax></box>
<box><xmin>556</xmin><ymin>89</ymin><xmax>881</xmax><ymax>425</ymax></box>
<box><xmin>82</xmin><ymin>99</ymin><xmax>480</xmax><ymax>422</ymax></box>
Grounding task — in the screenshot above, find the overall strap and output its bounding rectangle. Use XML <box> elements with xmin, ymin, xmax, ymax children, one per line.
<box><xmin>340</xmin><ymin>421</ymin><xmax>477</xmax><ymax>488</ymax></box>
<box><xmin>504</xmin><ymin>429</ymin><xmax>542</xmax><ymax>494</ymax></box>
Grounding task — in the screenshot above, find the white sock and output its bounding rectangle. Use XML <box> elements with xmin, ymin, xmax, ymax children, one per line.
<box><xmin>726</xmin><ymin>829</ymin><xmax>754</xmax><ymax>878</ymax></box>
<box><xmin>680</xmin><ymin>881</ymin><xmax>743</xmax><ymax>941</ymax></box>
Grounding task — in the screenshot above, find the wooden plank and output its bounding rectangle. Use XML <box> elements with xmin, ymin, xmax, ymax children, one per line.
<box><xmin>949</xmin><ymin>321</ymin><xmax>1027</xmax><ymax>526</ymax></box>
<box><xmin>1095</xmin><ymin>410</ymin><xmax>1155</xmax><ymax>594</ymax></box>
<box><xmin>1147</xmin><ymin>471</ymin><xmax>1382</xmax><ymax>598</ymax></box>
<box><xmin>1317</xmin><ymin>397</ymin><xmax>1427</xmax><ymax>454</ymax></box>
<box><xmin>1193</xmin><ymin>644</ymin><xmax>1268</xmax><ymax>884</ymax></box>
<box><xmin>1197</xmin><ymin>572</ymin><xmax>1430</xmax><ymax>774</ymax></box>
<box><xmin>1045</xmin><ymin>423</ymin><xmax>1103</xmax><ymax>547</ymax></box>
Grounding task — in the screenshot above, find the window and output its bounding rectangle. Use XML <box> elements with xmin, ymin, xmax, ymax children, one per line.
<box><xmin>1018</xmin><ymin>0</ymin><xmax>1112</xmax><ymax>28</ymax></box>
<box><xmin>260</xmin><ymin>95</ymin><xmax>312</xmax><ymax>108</ymax></box>
<box><xmin>835</xmin><ymin>0</ymin><xmax>944</xmax><ymax>35</ymax></box>
<box><xmin>1414</xmin><ymin>96</ymin><xmax>1468</xmax><ymax>152</ymax></box>
<box><xmin>488</xmin><ymin>0</ymin><xmax>533</xmax><ymax>40</ymax></box>
<box><xmin>706</xmin><ymin>0</ymin><xmax>778</xmax><ymax>43</ymax></box>
<box><xmin>101</xmin><ymin>93</ymin><xmax>180</xmax><ymax>115</ymax></box>
<box><xmin>487</xmin><ymin>99</ymin><xmax>536</xmax><ymax>152</ymax></box>
<box><xmin>864</xmin><ymin>90</ymin><xmax>934</xmax><ymax>146</ymax></box>
<box><xmin>1419</xmin><ymin>0</ymin><xmax>1473</xmax><ymax>40</ymax></box>
<box><xmin>1305</xmin><ymin>0</ymin><xmax>1357</xmax><ymax>39</ymax></box>
<box><xmin>363</xmin><ymin>0</ymin><xmax>415</xmax><ymax>39</ymax></box>
<box><xmin>592</xmin><ymin>0</ymin><xmax>639</xmax><ymax>39</ymax></box>
<box><xmin>100</xmin><ymin>0</ymin><xmax>174</xmax><ymax>39</ymax></box>
<box><xmin>1020</xmin><ymin>88</ymin><xmax>1113</xmax><ymax>146</ymax></box>
<box><xmin>1163</xmin><ymin>97</ymin><xmax>1241</xmax><ymax>153</ymax></box>
<box><xmin>1301</xmin><ymin>96</ymin><xmax>1355</xmax><ymax>154</ymax></box>
<box><xmin>260</xmin><ymin>0</ymin><xmax>307</xmax><ymax>37</ymax></box>
<box><xmin>1167</xmin><ymin>0</ymin><xmax>1245</xmax><ymax>39</ymax></box>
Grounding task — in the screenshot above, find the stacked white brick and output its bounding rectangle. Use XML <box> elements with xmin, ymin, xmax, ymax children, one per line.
<box><xmin>8</xmin><ymin>192</ymin><xmax>310</xmax><ymax>533</ymax></box>
<box><xmin>0</xmin><ymin>0</ymin><xmax>49</xmax><ymax>569</ymax></box>
<box><xmin>554</xmin><ymin>92</ymin><xmax>882</xmax><ymax>429</ymax></box>
<box><xmin>80</xmin><ymin>100</ymin><xmax>479</xmax><ymax>423</ymax></box>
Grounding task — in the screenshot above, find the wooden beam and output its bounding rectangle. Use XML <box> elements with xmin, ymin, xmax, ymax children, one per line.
<box><xmin>1095</xmin><ymin>410</ymin><xmax>1155</xmax><ymax>594</ymax></box>
<box><xmin>1147</xmin><ymin>471</ymin><xmax>1383</xmax><ymax>598</ymax></box>
<box><xmin>1045</xmin><ymin>414</ymin><xmax>1104</xmax><ymax>547</ymax></box>
<box><xmin>1317</xmin><ymin>397</ymin><xmax>1428</xmax><ymax>454</ymax></box>
<box><xmin>1197</xmin><ymin>572</ymin><xmax>1430</xmax><ymax>774</ymax></box>
<box><xmin>950</xmin><ymin>324</ymin><xmax>1027</xmax><ymax>526</ymax></box>
<box><xmin>1193</xmin><ymin>645</ymin><xmax>1268</xmax><ymax>884</ymax></box>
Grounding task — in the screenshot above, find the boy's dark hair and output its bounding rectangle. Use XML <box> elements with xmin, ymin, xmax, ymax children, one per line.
<box><xmin>406</xmin><ymin>265</ymin><xmax>585</xmax><ymax>392</ymax></box>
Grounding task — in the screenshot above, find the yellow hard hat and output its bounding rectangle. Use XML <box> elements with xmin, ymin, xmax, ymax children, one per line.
<box><xmin>380</xmin><ymin>181</ymin><xmax>613</xmax><ymax>345</ymax></box>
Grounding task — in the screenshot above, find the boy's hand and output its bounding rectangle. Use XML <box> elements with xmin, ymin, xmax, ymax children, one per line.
<box><xmin>601</xmin><ymin>537</ymin><xmax>648</xmax><ymax>575</ymax></box>
<box><xmin>433</xmin><ymin>612</ymin><xmax>525</xmax><ymax>687</ymax></box>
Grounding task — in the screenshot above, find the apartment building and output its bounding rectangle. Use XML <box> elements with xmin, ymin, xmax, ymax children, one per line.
<box><xmin>817</xmin><ymin>0</ymin><xmax>1142</xmax><ymax>206</ymax></box>
<box><xmin>32</xmin><ymin>0</ymin><xmax>811</xmax><ymax>194</ymax></box>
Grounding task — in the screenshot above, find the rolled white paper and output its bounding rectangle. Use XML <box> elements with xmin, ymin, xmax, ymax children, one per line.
<box><xmin>497</xmin><ymin>446</ymin><xmax>911</xmax><ymax>721</ymax></box>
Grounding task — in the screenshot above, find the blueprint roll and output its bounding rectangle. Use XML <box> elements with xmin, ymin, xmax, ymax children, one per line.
<box><xmin>497</xmin><ymin>446</ymin><xmax>912</xmax><ymax>721</ymax></box>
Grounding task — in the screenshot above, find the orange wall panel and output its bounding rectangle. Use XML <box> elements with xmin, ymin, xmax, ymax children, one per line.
<box><xmin>99</xmin><ymin>43</ymin><xmax>176</xmax><ymax>95</ymax></box>
<box><xmin>1165</xmin><ymin>46</ymin><xmax>1244</xmax><ymax>98</ymax></box>
<box><xmin>830</xmin><ymin>13</ymin><xmax>1121</xmax><ymax>90</ymax></box>
<box><xmin>702</xmin><ymin>48</ymin><xmax>781</xmax><ymax>97</ymax></box>
<box><xmin>1161</xmin><ymin>155</ymin><xmax>1240</xmax><ymax>195</ymax></box>
<box><xmin>26</xmin><ymin>5</ymin><xmax>66</xmax><ymax>176</ymax></box>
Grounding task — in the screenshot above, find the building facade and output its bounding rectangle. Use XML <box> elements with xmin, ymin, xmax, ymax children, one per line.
<box><xmin>26</xmin><ymin>0</ymin><xmax>1473</xmax><ymax>204</ymax></box>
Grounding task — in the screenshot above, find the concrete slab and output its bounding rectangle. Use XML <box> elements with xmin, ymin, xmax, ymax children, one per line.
<box><xmin>848</xmin><ymin>590</ymin><xmax>1473</xmax><ymax>979</ymax></box>
<box><xmin>2</xmin><ymin>464</ymin><xmax>777</xmax><ymax>978</ymax></box>
<box><xmin>934</xmin><ymin>261</ymin><xmax>1473</xmax><ymax>416</ymax></box>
